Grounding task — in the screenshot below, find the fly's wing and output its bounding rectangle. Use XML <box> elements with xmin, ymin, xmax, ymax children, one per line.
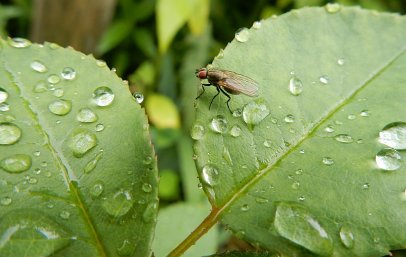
<box><xmin>218</xmin><ymin>70</ymin><xmax>259</xmax><ymax>97</ymax></box>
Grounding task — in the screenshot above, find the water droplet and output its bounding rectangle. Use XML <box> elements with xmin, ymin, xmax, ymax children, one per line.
<box><xmin>84</xmin><ymin>152</ymin><xmax>103</xmax><ymax>173</ymax></box>
<box><xmin>325</xmin><ymin>3</ymin><xmax>341</xmax><ymax>13</ymax></box>
<box><xmin>191</xmin><ymin>124</ymin><xmax>205</xmax><ymax>140</ymax></box>
<box><xmin>133</xmin><ymin>92</ymin><xmax>144</xmax><ymax>104</ymax></box>
<box><xmin>379</xmin><ymin>122</ymin><xmax>406</xmax><ymax>150</ymax></box>
<box><xmin>0</xmin><ymin>123</ymin><xmax>22</xmax><ymax>145</ymax></box>
<box><xmin>284</xmin><ymin>114</ymin><xmax>295</xmax><ymax>123</ymax></box>
<box><xmin>93</xmin><ymin>86</ymin><xmax>115</xmax><ymax>107</ymax></box>
<box><xmin>291</xmin><ymin>181</ymin><xmax>300</xmax><ymax>189</ymax></box>
<box><xmin>230</xmin><ymin>125</ymin><xmax>241</xmax><ymax>137</ymax></box>
<box><xmin>0</xmin><ymin>102</ymin><xmax>10</xmax><ymax>112</ymax></box>
<box><xmin>263</xmin><ymin>140</ymin><xmax>272</xmax><ymax>148</ymax></box>
<box><xmin>47</xmin><ymin>74</ymin><xmax>61</xmax><ymax>84</ymax></box>
<box><xmin>243</xmin><ymin>102</ymin><xmax>269</xmax><ymax>126</ymax></box>
<box><xmin>0</xmin><ymin>196</ymin><xmax>12</xmax><ymax>206</ymax></box>
<box><xmin>8</xmin><ymin>37</ymin><xmax>31</xmax><ymax>48</ymax></box>
<box><xmin>210</xmin><ymin>115</ymin><xmax>228</xmax><ymax>134</ymax></box>
<box><xmin>33</xmin><ymin>81</ymin><xmax>47</xmax><ymax>93</ymax></box>
<box><xmin>68</xmin><ymin>129</ymin><xmax>97</xmax><ymax>157</ymax></box>
<box><xmin>362</xmin><ymin>183</ymin><xmax>370</xmax><ymax>189</ymax></box>
<box><xmin>48</xmin><ymin>42</ymin><xmax>60</xmax><ymax>49</ymax></box>
<box><xmin>289</xmin><ymin>77</ymin><xmax>303</xmax><ymax>96</ymax></box>
<box><xmin>142</xmin><ymin>183</ymin><xmax>153</xmax><ymax>193</ymax></box>
<box><xmin>61</xmin><ymin>67</ymin><xmax>76</xmax><ymax>80</ymax></box>
<box><xmin>0</xmin><ymin>88</ymin><xmax>9</xmax><ymax>103</ymax></box>
<box><xmin>324</xmin><ymin>125</ymin><xmax>334</xmax><ymax>133</ymax></box>
<box><xmin>375</xmin><ymin>148</ymin><xmax>401</xmax><ymax>171</ymax></box>
<box><xmin>298</xmin><ymin>196</ymin><xmax>306</xmax><ymax>201</ymax></box>
<box><xmin>255</xmin><ymin>197</ymin><xmax>269</xmax><ymax>204</ymax></box>
<box><xmin>359</xmin><ymin>110</ymin><xmax>369</xmax><ymax>117</ymax></box>
<box><xmin>241</xmin><ymin>204</ymin><xmax>249</xmax><ymax>211</ymax></box>
<box><xmin>76</xmin><ymin>108</ymin><xmax>98</xmax><ymax>123</ymax></box>
<box><xmin>102</xmin><ymin>189</ymin><xmax>134</xmax><ymax>217</ymax></box>
<box><xmin>59</xmin><ymin>210</ymin><xmax>71</xmax><ymax>220</ymax></box>
<box><xmin>222</xmin><ymin>147</ymin><xmax>233</xmax><ymax>165</ymax></box>
<box><xmin>334</xmin><ymin>134</ymin><xmax>354</xmax><ymax>144</ymax></box>
<box><xmin>142</xmin><ymin>201</ymin><xmax>158</xmax><ymax>223</ymax></box>
<box><xmin>48</xmin><ymin>99</ymin><xmax>72</xmax><ymax>116</ymax></box>
<box><xmin>347</xmin><ymin>114</ymin><xmax>356</xmax><ymax>120</ymax></box>
<box><xmin>252</xmin><ymin>21</ymin><xmax>262</xmax><ymax>29</ymax></box>
<box><xmin>232</xmin><ymin>108</ymin><xmax>242</xmax><ymax>117</ymax></box>
<box><xmin>274</xmin><ymin>202</ymin><xmax>333</xmax><ymax>256</ymax></box>
<box><xmin>215</xmin><ymin>49</ymin><xmax>224</xmax><ymax>59</ymax></box>
<box><xmin>337</xmin><ymin>58</ymin><xmax>345</xmax><ymax>66</ymax></box>
<box><xmin>235</xmin><ymin>27</ymin><xmax>250</xmax><ymax>42</ymax></box>
<box><xmin>322</xmin><ymin>157</ymin><xmax>334</xmax><ymax>166</ymax></box>
<box><xmin>117</xmin><ymin>239</ymin><xmax>136</xmax><ymax>256</ymax></box>
<box><xmin>339</xmin><ymin>226</ymin><xmax>354</xmax><ymax>248</ymax></box>
<box><xmin>53</xmin><ymin>88</ymin><xmax>64</xmax><ymax>98</ymax></box>
<box><xmin>96</xmin><ymin>60</ymin><xmax>107</xmax><ymax>67</ymax></box>
<box><xmin>143</xmin><ymin>156</ymin><xmax>153</xmax><ymax>165</ymax></box>
<box><xmin>95</xmin><ymin>124</ymin><xmax>104</xmax><ymax>132</ymax></box>
<box><xmin>319</xmin><ymin>75</ymin><xmax>329</xmax><ymax>85</ymax></box>
<box><xmin>90</xmin><ymin>182</ymin><xmax>104</xmax><ymax>197</ymax></box>
<box><xmin>27</xmin><ymin>177</ymin><xmax>38</xmax><ymax>184</ymax></box>
<box><xmin>30</xmin><ymin>60</ymin><xmax>48</xmax><ymax>73</ymax></box>
<box><xmin>201</xmin><ymin>164</ymin><xmax>219</xmax><ymax>186</ymax></box>
<box><xmin>299</xmin><ymin>149</ymin><xmax>305</xmax><ymax>154</ymax></box>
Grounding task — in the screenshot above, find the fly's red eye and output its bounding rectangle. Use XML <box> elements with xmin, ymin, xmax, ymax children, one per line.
<box><xmin>198</xmin><ymin>69</ymin><xmax>207</xmax><ymax>79</ymax></box>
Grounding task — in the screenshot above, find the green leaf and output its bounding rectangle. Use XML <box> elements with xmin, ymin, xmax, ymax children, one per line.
<box><xmin>0</xmin><ymin>38</ymin><xmax>158</xmax><ymax>257</ymax></box>
<box><xmin>96</xmin><ymin>19</ymin><xmax>133</xmax><ymax>55</ymax></box>
<box><xmin>193</xmin><ymin>6</ymin><xmax>406</xmax><ymax>256</ymax></box>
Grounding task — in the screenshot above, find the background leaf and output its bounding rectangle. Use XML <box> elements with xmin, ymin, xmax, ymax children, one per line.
<box><xmin>0</xmin><ymin>39</ymin><xmax>158</xmax><ymax>257</ymax></box>
<box><xmin>193</xmin><ymin>6</ymin><xmax>406</xmax><ymax>256</ymax></box>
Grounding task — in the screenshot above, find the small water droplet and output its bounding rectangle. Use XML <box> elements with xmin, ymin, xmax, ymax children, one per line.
<box><xmin>337</xmin><ymin>58</ymin><xmax>345</xmax><ymax>66</ymax></box>
<box><xmin>0</xmin><ymin>102</ymin><xmax>10</xmax><ymax>112</ymax></box>
<box><xmin>96</xmin><ymin>60</ymin><xmax>107</xmax><ymax>67</ymax></box>
<box><xmin>27</xmin><ymin>177</ymin><xmax>38</xmax><ymax>184</ymax></box>
<box><xmin>319</xmin><ymin>75</ymin><xmax>329</xmax><ymax>85</ymax></box>
<box><xmin>295</xmin><ymin>169</ymin><xmax>303</xmax><ymax>175</ymax></box>
<box><xmin>215</xmin><ymin>49</ymin><xmax>224</xmax><ymax>59</ymax></box>
<box><xmin>324</xmin><ymin>125</ymin><xmax>334</xmax><ymax>133</ymax></box>
<box><xmin>255</xmin><ymin>197</ymin><xmax>268</xmax><ymax>204</ymax></box>
<box><xmin>102</xmin><ymin>189</ymin><xmax>134</xmax><ymax>217</ymax></box>
<box><xmin>0</xmin><ymin>88</ymin><xmax>9</xmax><ymax>103</ymax></box>
<box><xmin>222</xmin><ymin>147</ymin><xmax>233</xmax><ymax>165</ymax></box>
<box><xmin>201</xmin><ymin>164</ymin><xmax>219</xmax><ymax>186</ymax></box>
<box><xmin>90</xmin><ymin>182</ymin><xmax>104</xmax><ymax>197</ymax></box>
<box><xmin>230</xmin><ymin>125</ymin><xmax>241</xmax><ymax>137</ymax></box>
<box><xmin>322</xmin><ymin>157</ymin><xmax>334</xmax><ymax>166</ymax></box>
<box><xmin>274</xmin><ymin>202</ymin><xmax>333</xmax><ymax>256</ymax></box>
<box><xmin>339</xmin><ymin>226</ymin><xmax>354</xmax><ymax>248</ymax></box>
<box><xmin>191</xmin><ymin>124</ymin><xmax>205</xmax><ymax>140</ymax></box>
<box><xmin>243</xmin><ymin>102</ymin><xmax>270</xmax><ymax>126</ymax></box>
<box><xmin>241</xmin><ymin>204</ymin><xmax>249</xmax><ymax>211</ymax></box>
<box><xmin>289</xmin><ymin>77</ymin><xmax>303</xmax><ymax>96</ymax></box>
<box><xmin>263</xmin><ymin>140</ymin><xmax>272</xmax><ymax>148</ymax></box>
<box><xmin>291</xmin><ymin>181</ymin><xmax>300</xmax><ymax>189</ymax></box>
<box><xmin>298</xmin><ymin>196</ymin><xmax>306</xmax><ymax>201</ymax></box>
<box><xmin>252</xmin><ymin>21</ymin><xmax>262</xmax><ymax>29</ymax></box>
<box><xmin>210</xmin><ymin>115</ymin><xmax>228</xmax><ymax>134</ymax></box>
<box><xmin>362</xmin><ymin>183</ymin><xmax>370</xmax><ymax>189</ymax></box>
<box><xmin>61</xmin><ymin>67</ymin><xmax>76</xmax><ymax>80</ymax></box>
<box><xmin>76</xmin><ymin>108</ymin><xmax>98</xmax><ymax>123</ymax></box>
<box><xmin>33</xmin><ymin>151</ymin><xmax>41</xmax><ymax>157</ymax></box>
<box><xmin>53</xmin><ymin>88</ymin><xmax>64</xmax><ymax>98</ymax></box>
<box><xmin>93</xmin><ymin>87</ymin><xmax>115</xmax><ymax>106</ymax></box>
<box><xmin>235</xmin><ymin>27</ymin><xmax>250</xmax><ymax>42</ymax></box>
<box><xmin>284</xmin><ymin>114</ymin><xmax>295</xmax><ymax>123</ymax></box>
<box><xmin>334</xmin><ymin>134</ymin><xmax>354</xmax><ymax>144</ymax></box>
<box><xmin>0</xmin><ymin>154</ymin><xmax>32</xmax><ymax>173</ymax></box>
<box><xmin>379</xmin><ymin>122</ymin><xmax>406</xmax><ymax>150</ymax></box>
<box><xmin>95</xmin><ymin>124</ymin><xmax>105</xmax><ymax>132</ymax></box>
<box><xmin>84</xmin><ymin>152</ymin><xmax>103</xmax><ymax>173</ymax></box>
<box><xmin>117</xmin><ymin>239</ymin><xmax>136</xmax><ymax>256</ymax></box>
<box><xmin>48</xmin><ymin>99</ymin><xmax>72</xmax><ymax>116</ymax></box>
<box><xmin>8</xmin><ymin>37</ymin><xmax>31</xmax><ymax>48</ymax></box>
<box><xmin>359</xmin><ymin>110</ymin><xmax>369</xmax><ymax>117</ymax></box>
<box><xmin>47</xmin><ymin>74</ymin><xmax>61</xmax><ymax>84</ymax></box>
<box><xmin>133</xmin><ymin>92</ymin><xmax>144</xmax><ymax>104</ymax></box>
<box><xmin>30</xmin><ymin>60</ymin><xmax>48</xmax><ymax>73</ymax></box>
<box><xmin>59</xmin><ymin>210</ymin><xmax>71</xmax><ymax>220</ymax></box>
<box><xmin>68</xmin><ymin>129</ymin><xmax>97</xmax><ymax>157</ymax></box>
<box><xmin>347</xmin><ymin>114</ymin><xmax>356</xmax><ymax>120</ymax></box>
<box><xmin>325</xmin><ymin>3</ymin><xmax>341</xmax><ymax>13</ymax></box>
<box><xmin>299</xmin><ymin>149</ymin><xmax>305</xmax><ymax>154</ymax></box>
<box><xmin>0</xmin><ymin>196</ymin><xmax>12</xmax><ymax>206</ymax></box>
<box><xmin>142</xmin><ymin>201</ymin><xmax>158</xmax><ymax>223</ymax></box>
<box><xmin>33</xmin><ymin>81</ymin><xmax>47</xmax><ymax>93</ymax></box>
<box><xmin>0</xmin><ymin>123</ymin><xmax>22</xmax><ymax>145</ymax></box>
<box><xmin>143</xmin><ymin>156</ymin><xmax>153</xmax><ymax>165</ymax></box>
<box><xmin>232</xmin><ymin>108</ymin><xmax>242</xmax><ymax>117</ymax></box>
<box><xmin>142</xmin><ymin>183</ymin><xmax>153</xmax><ymax>193</ymax></box>
<box><xmin>375</xmin><ymin>148</ymin><xmax>401</xmax><ymax>171</ymax></box>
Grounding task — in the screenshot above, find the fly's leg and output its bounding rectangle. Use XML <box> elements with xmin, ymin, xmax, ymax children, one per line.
<box><xmin>196</xmin><ymin>83</ymin><xmax>211</xmax><ymax>99</ymax></box>
<box><xmin>209</xmin><ymin>86</ymin><xmax>221</xmax><ymax>110</ymax></box>
<box><xmin>219</xmin><ymin>87</ymin><xmax>232</xmax><ymax>113</ymax></box>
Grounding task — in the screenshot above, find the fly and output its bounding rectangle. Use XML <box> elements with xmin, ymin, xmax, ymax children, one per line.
<box><xmin>195</xmin><ymin>67</ymin><xmax>259</xmax><ymax>113</ymax></box>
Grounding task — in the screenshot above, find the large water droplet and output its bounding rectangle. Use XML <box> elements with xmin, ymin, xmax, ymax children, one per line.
<box><xmin>61</xmin><ymin>67</ymin><xmax>76</xmax><ymax>80</ymax></box>
<box><xmin>274</xmin><ymin>202</ymin><xmax>333</xmax><ymax>256</ymax></box>
<box><xmin>242</xmin><ymin>102</ymin><xmax>269</xmax><ymax>126</ymax></box>
<box><xmin>93</xmin><ymin>87</ymin><xmax>115</xmax><ymax>106</ymax></box>
<box><xmin>339</xmin><ymin>225</ymin><xmax>354</xmax><ymax>248</ymax></box>
<box><xmin>77</xmin><ymin>108</ymin><xmax>98</xmax><ymax>123</ymax></box>
<box><xmin>201</xmin><ymin>164</ymin><xmax>219</xmax><ymax>186</ymax></box>
<box><xmin>191</xmin><ymin>123</ymin><xmax>205</xmax><ymax>140</ymax></box>
<box><xmin>235</xmin><ymin>27</ymin><xmax>250</xmax><ymax>42</ymax></box>
<box><xmin>0</xmin><ymin>154</ymin><xmax>32</xmax><ymax>173</ymax></box>
<box><xmin>8</xmin><ymin>37</ymin><xmax>31</xmax><ymax>48</ymax></box>
<box><xmin>0</xmin><ymin>123</ymin><xmax>22</xmax><ymax>145</ymax></box>
<box><xmin>289</xmin><ymin>77</ymin><xmax>303</xmax><ymax>96</ymax></box>
<box><xmin>230</xmin><ymin>125</ymin><xmax>241</xmax><ymax>137</ymax></box>
<box><xmin>68</xmin><ymin>129</ymin><xmax>97</xmax><ymax>157</ymax></box>
<box><xmin>0</xmin><ymin>88</ymin><xmax>9</xmax><ymax>103</ymax></box>
<box><xmin>375</xmin><ymin>148</ymin><xmax>401</xmax><ymax>171</ymax></box>
<box><xmin>325</xmin><ymin>3</ymin><xmax>341</xmax><ymax>13</ymax></box>
<box><xmin>334</xmin><ymin>134</ymin><xmax>354</xmax><ymax>144</ymax></box>
<box><xmin>379</xmin><ymin>122</ymin><xmax>406</xmax><ymax>150</ymax></box>
<box><xmin>210</xmin><ymin>115</ymin><xmax>228</xmax><ymax>134</ymax></box>
<box><xmin>30</xmin><ymin>60</ymin><xmax>48</xmax><ymax>73</ymax></box>
<box><xmin>102</xmin><ymin>189</ymin><xmax>134</xmax><ymax>217</ymax></box>
<box><xmin>133</xmin><ymin>92</ymin><xmax>144</xmax><ymax>104</ymax></box>
<box><xmin>48</xmin><ymin>99</ymin><xmax>72</xmax><ymax>116</ymax></box>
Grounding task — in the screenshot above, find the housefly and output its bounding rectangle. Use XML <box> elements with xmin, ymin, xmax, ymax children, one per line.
<box><xmin>195</xmin><ymin>68</ymin><xmax>259</xmax><ymax>112</ymax></box>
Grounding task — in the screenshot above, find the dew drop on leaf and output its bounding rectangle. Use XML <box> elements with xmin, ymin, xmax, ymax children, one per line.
<box><xmin>0</xmin><ymin>102</ymin><xmax>10</xmax><ymax>112</ymax></box>
<box><xmin>375</xmin><ymin>148</ymin><xmax>401</xmax><ymax>171</ymax></box>
<box><xmin>339</xmin><ymin>225</ymin><xmax>355</xmax><ymax>248</ymax></box>
<box><xmin>322</xmin><ymin>157</ymin><xmax>334</xmax><ymax>166</ymax></box>
<box><xmin>337</xmin><ymin>58</ymin><xmax>345</xmax><ymax>66</ymax></box>
<box><xmin>90</xmin><ymin>182</ymin><xmax>104</xmax><ymax>197</ymax></box>
<box><xmin>77</xmin><ymin>108</ymin><xmax>98</xmax><ymax>123</ymax></box>
<box><xmin>210</xmin><ymin>115</ymin><xmax>228</xmax><ymax>134</ymax></box>
<box><xmin>252</xmin><ymin>21</ymin><xmax>262</xmax><ymax>29</ymax></box>
<box><xmin>325</xmin><ymin>3</ymin><xmax>341</xmax><ymax>13</ymax></box>
<box><xmin>319</xmin><ymin>75</ymin><xmax>329</xmax><ymax>85</ymax></box>
<box><xmin>102</xmin><ymin>190</ymin><xmax>134</xmax><ymax>217</ymax></box>
<box><xmin>0</xmin><ymin>196</ymin><xmax>12</xmax><ymax>206</ymax></box>
<box><xmin>240</xmin><ymin>204</ymin><xmax>249</xmax><ymax>212</ymax></box>
<box><xmin>201</xmin><ymin>164</ymin><xmax>219</xmax><ymax>186</ymax></box>
<box><xmin>284</xmin><ymin>114</ymin><xmax>295</xmax><ymax>123</ymax></box>
<box><xmin>133</xmin><ymin>92</ymin><xmax>144</xmax><ymax>104</ymax></box>
<box><xmin>235</xmin><ymin>27</ymin><xmax>250</xmax><ymax>42</ymax></box>
<box><xmin>93</xmin><ymin>86</ymin><xmax>115</xmax><ymax>106</ymax></box>
<box><xmin>142</xmin><ymin>183</ymin><xmax>153</xmax><ymax>193</ymax></box>
<box><xmin>142</xmin><ymin>201</ymin><xmax>158</xmax><ymax>223</ymax></box>
<box><xmin>59</xmin><ymin>210</ymin><xmax>71</xmax><ymax>220</ymax></box>
<box><xmin>0</xmin><ymin>88</ymin><xmax>9</xmax><ymax>103</ymax></box>
<box><xmin>191</xmin><ymin>123</ymin><xmax>205</xmax><ymax>140</ymax></box>
<box><xmin>289</xmin><ymin>77</ymin><xmax>303</xmax><ymax>96</ymax></box>
<box><xmin>378</xmin><ymin>122</ymin><xmax>406</xmax><ymax>150</ymax></box>
<box><xmin>117</xmin><ymin>239</ymin><xmax>136</xmax><ymax>256</ymax></box>
<box><xmin>48</xmin><ymin>99</ymin><xmax>72</xmax><ymax>116</ymax></box>
<box><xmin>30</xmin><ymin>60</ymin><xmax>48</xmax><ymax>73</ymax></box>
<box><xmin>68</xmin><ymin>129</ymin><xmax>97</xmax><ymax>157</ymax></box>
<box><xmin>230</xmin><ymin>125</ymin><xmax>241</xmax><ymax>137</ymax></box>
<box><xmin>33</xmin><ymin>81</ymin><xmax>47</xmax><ymax>93</ymax></box>
<box><xmin>8</xmin><ymin>37</ymin><xmax>31</xmax><ymax>48</ymax></box>
<box><xmin>47</xmin><ymin>74</ymin><xmax>61</xmax><ymax>84</ymax></box>
<box><xmin>61</xmin><ymin>67</ymin><xmax>76</xmax><ymax>80</ymax></box>
<box><xmin>334</xmin><ymin>134</ymin><xmax>354</xmax><ymax>144</ymax></box>
<box><xmin>242</xmin><ymin>102</ymin><xmax>269</xmax><ymax>126</ymax></box>
<box><xmin>95</xmin><ymin>124</ymin><xmax>105</xmax><ymax>132</ymax></box>
<box><xmin>84</xmin><ymin>152</ymin><xmax>103</xmax><ymax>173</ymax></box>
<box><xmin>0</xmin><ymin>123</ymin><xmax>22</xmax><ymax>145</ymax></box>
